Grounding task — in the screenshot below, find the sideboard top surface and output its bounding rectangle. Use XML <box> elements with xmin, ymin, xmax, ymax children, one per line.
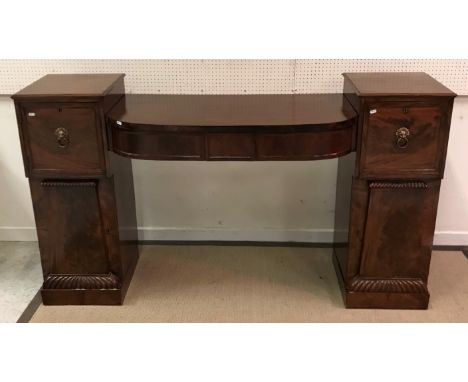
<box><xmin>12</xmin><ymin>73</ymin><xmax>125</xmax><ymax>99</ymax></box>
<box><xmin>108</xmin><ymin>94</ymin><xmax>356</xmax><ymax>128</ymax></box>
<box><xmin>343</xmin><ymin>72</ymin><xmax>456</xmax><ymax>97</ymax></box>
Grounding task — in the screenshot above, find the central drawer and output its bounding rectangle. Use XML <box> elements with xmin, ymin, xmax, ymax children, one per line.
<box><xmin>360</xmin><ymin>102</ymin><xmax>450</xmax><ymax>178</ymax></box>
<box><xmin>206</xmin><ymin>133</ymin><xmax>255</xmax><ymax>160</ymax></box>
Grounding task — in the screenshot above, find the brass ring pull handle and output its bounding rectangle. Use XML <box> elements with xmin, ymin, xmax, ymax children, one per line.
<box><xmin>54</xmin><ymin>127</ymin><xmax>69</xmax><ymax>148</ymax></box>
<box><xmin>395</xmin><ymin>127</ymin><xmax>410</xmax><ymax>149</ymax></box>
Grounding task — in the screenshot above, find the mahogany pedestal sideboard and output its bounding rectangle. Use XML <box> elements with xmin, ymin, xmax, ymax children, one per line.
<box><xmin>12</xmin><ymin>72</ymin><xmax>456</xmax><ymax>309</ymax></box>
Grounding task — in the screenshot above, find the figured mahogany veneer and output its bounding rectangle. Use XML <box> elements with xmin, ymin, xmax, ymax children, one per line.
<box><xmin>19</xmin><ymin>103</ymin><xmax>105</xmax><ymax>176</ymax></box>
<box><xmin>13</xmin><ymin>74</ymin><xmax>138</xmax><ymax>305</ymax></box>
<box><xmin>360</xmin><ymin>101</ymin><xmax>451</xmax><ymax>178</ymax></box>
<box><xmin>107</xmin><ymin>94</ymin><xmax>357</xmax><ymax>161</ymax></box>
<box><xmin>333</xmin><ymin>73</ymin><xmax>455</xmax><ymax>309</ymax></box>
<box><xmin>12</xmin><ymin>72</ymin><xmax>457</xmax><ymax>309</ymax></box>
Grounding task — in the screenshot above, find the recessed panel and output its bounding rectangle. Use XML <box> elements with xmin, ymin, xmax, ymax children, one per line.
<box><xmin>22</xmin><ymin>104</ymin><xmax>104</xmax><ymax>174</ymax></box>
<box><xmin>207</xmin><ymin>134</ymin><xmax>255</xmax><ymax>160</ymax></box>
<box><xmin>361</xmin><ymin>103</ymin><xmax>446</xmax><ymax>178</ymax></box>
<box><xmin>359</xmin><ymin>181</ymin><xmax>440</xmax><ymax>280</ymax></box>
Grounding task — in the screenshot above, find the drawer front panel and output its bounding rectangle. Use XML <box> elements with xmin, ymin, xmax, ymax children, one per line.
<box><xmin>112</xmin><ymin>130</ymin><xmax>204</xmax><ymax>159</ymax></box>
<box><xmin>207</xmin><ymin>133</ymin><xmax>255</xmax><ymax>160</ymax></box>
<box><xmin>21</xmin><ymin>104</ymin><xmax>104</xmax><ymax>175</ymax></box>
<box><xmin>257</xmin><ymin>129</ymin><xmax>353</xmax><ymax>160</ymax></box>
<box><xmin>361</xmin><ymin>103</ymin><xmax>447</xmax><ymax>178</ymax></box>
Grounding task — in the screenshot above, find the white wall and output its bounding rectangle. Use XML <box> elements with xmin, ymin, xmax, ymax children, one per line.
<box><xmin>1</xmin><ymin>96</ymin><xmax>467</xmax><ymax>245</ymax></box>
<box><xmin>0</xmin><ymin>97</ymin><xmax>36</xmax><ymax>240</ymax></box>
<box><xmin>1</xmin><ymin>60</ymin><xmax>468</xmax><ymax>95</ymax></box>
<box><xmin>433</xmin><ymin>97</ymin><xmax>468</xmax><ymax>245</ymax></box>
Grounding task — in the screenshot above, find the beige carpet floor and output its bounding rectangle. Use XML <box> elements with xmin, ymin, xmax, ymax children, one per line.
<box><xmin>30</xmin><ymin>246</ymin><xmax>468</xmax><ymax>322</ymax></box>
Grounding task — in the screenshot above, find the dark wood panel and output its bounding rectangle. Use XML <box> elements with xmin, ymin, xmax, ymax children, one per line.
<box><xmin>12</xmin><ymin>73</ymin><xmax>125</xmax><ymax>99</ymax></box>
<box><xmin>334</xmin><ymin>180</ymin><xmax>441</xmax><ymax>309</ymax></box>
<box><xmin>112</xmin><ymin>130</ymin><xmax>205</xmax><ymax>159</ymax></box>
<box><xmin>207</xmin><ymin>133</ymin><xmax>255</xmax><ymax>160</ymax></box>
<box><xmin>343</xmin><ymin>72</ymin><xmax>456</xmax><ymax>97</ymax></box>
<box><xmin>41</xmin><ymin>289</ymin><xmax>122</xmax><ymax>305</ymax></box>
<box><xmin>40</xmin><ymin>180</ymin><xmax>110</xmax><ymax>275</ymax></box>
<box><xmin>108</xmin><ymin>94</ymin><xmax>357</xmax><ymax>128</ymax></box>
<box><xmin>334</xmin><ymin>176</ymin><xmax>369</xmax><ymax>286</ymax></box>
<box><xmin>333</xmin><ymin>152</ymin><xmax>356</xmax><ymax>282</ymax></box>
<box><xmin>107</xmin><ymin>93</ymin><xmax>356</xmax><ymax>162</ymax></box>
<box><xmin>101</xmin><ymin>77</ymin><xmax>125</xmax><ymax>115</ymax></box>
<box><xmin>257</xmin><ymin>129</ymin><xmax>353</xmax><ymax>160</ymax></box>
<box><xmin>341</xmin><ymin>178</ymin><xmax>370</xmax><ymax>282</ymax></box>
<box><xmin>20</xmin><ymin>103</ymin><xmax>105</xmax><ymax>175</ymax></box>
<box><xmin>359</xmin><ymin>181</ymin><xmax>440</xmax><ymax>281</ymax></box>
<box><xmin>107</xmin><ymin>151</ymin><xmax>139</xmax><ymax>297</ymax></box>
<box><xmin>112</xmin><ymin>128</ymin><xmax>354</xmax><ymax>161</ymax></box>
<box><xmin>332</xmin><ymin>253</ymin><xmax>430</xmax><ymax>309</ymax></box>
<box><xmin>30</xmin><ymin>176</ymin><xmax>138</xmax><ymax>305</ymax></box>
<box><xmin>346</xmin><ymin>290</ymin><xmax>429</xmax><ymax>310</ymax></box>
<box><xmin>361</xmin><ymin>102</ymin><xmax>448</xmax><ymax>178</ymax></box>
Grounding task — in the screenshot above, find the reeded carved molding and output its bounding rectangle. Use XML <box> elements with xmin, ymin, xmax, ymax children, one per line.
<box><xmin>350</xmin><ymin>276</ymin><xmax>428</xmax><ymax>294</ymax></box>
<box><xmin>369</xmin><ymin>181</ymin><xmax>428</xmax><ymax>189</ymax></box>
<box><xmin>43</xmin><ymin>273</ymin><xmax>121</xmax><ymax>290</ymax></box>
<box><xmin>41</xmin><ymin>181</ymin><xmax>97</xmax><ymax>188</ymax></box>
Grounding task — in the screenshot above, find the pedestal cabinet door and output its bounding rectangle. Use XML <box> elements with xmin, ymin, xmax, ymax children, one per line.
<box><xmin>359</xmin><ymin>180</ymin><xmax>441</xmax><ymax>281</ymax></box>
<box><xmin>39</xmin><ymin>180</ymin><xmax>110</xmax><ymax>275</ymax></box>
